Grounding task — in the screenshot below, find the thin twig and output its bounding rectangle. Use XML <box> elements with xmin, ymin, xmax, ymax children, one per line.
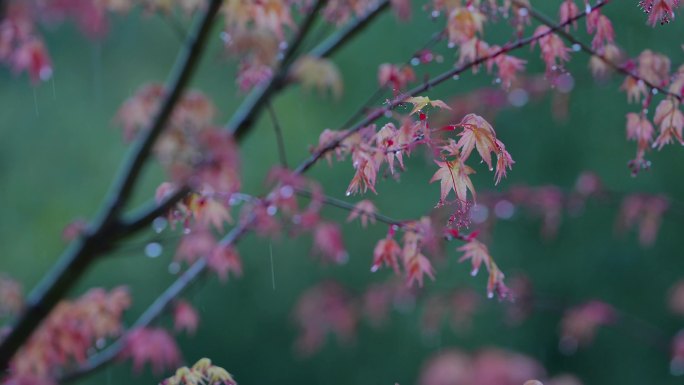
<box><xmin>336</xmin><ymin>28</ymin><xmax>447</xmax><ymax>131</ymax></box>
<box><xmin>159</xmin><ymin>11</ymin><xmax>188</xmax><ymax>42</ymax></box>
<box><xmin>296</xmin><ymin>189</ymin><xmax>406</xmax><ymax>228</ymax></box>
<box><xmin>0</xmin><ymin>0</ymin><xmax>223</xmax><ymax>372</ymax></box>
<box><xmin>512</xmin><ymin>0</ymin><xmax>681</xmax><ymax>101</ymax></box>
<box><xmin>267</xmin><ymin>101</ymin><xmax>289</xmax><ymax>168</ymax></box>
<box><xmin>117</xmin><ymin>186</ymin><xmax>191</xmax><ymax>239</ymax></box>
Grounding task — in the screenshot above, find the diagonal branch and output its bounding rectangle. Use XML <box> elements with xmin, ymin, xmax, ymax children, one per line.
<box><xmin>226</xmin><ymin>0</ymin><xmax>329</xmax><ymax>140</ymax></box>
<box><xmin>295</xmin><ymin>189</ymin><xmax>407</xmax><ymax>229</ymax></box>
<box><xmin>0</xmin><ymin>0</ymin><xmax>223</xmax><ymax>373</ymax></box>
<box><xmin>336</xmin><ymin>27</ymin><xmax>446</xmax><ymax>131</ymax></box>
<box><xmin>227</xmin><ymin>0</ymin><xmax>390</xmax><ymax>140</ymax></box>
<box><xmin>59</xmin><ymin>222</ymin><xmax>252</xmax><ymax>383</ymax></box>
<box><xmin>512</xmin><ymin>0</ymin><xmax>681</xmax><ymax>101</ymax></box>
<box><xmin>103</xmin><ymin>2</ymin><xmax>221</xmax><ymax>221</ymax></box>
<box><xmin>307</xmin><ymin>0</ymin><xmax>390</xmax><ymax>59</ymax></box>
<box><xmin>267</xmin><ymin>102</ymin><xmax>289</xmax><ymax>168</ymax></box>
<box><xmin>118</xmin><ymin>186</ymin><xmax>192</xmax><ymax>238</ymax></box>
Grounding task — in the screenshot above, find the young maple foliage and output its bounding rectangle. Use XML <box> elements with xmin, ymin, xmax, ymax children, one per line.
<box><xmin>431</xmin><ymin>158</ymin><xmax>477</xmax><ymax>204</ymax></box>
<box><xmin>3</xmin><ymin>287</ymin><xmax>130</xmax><ymax>384</ymax></box>
<box><xmin>3</xmin><ymin>0</ymin><xmax>684</xmax><ymax>384</ymax></box>
<box><xmin>173</xmin><ymin>300</ymin><xmax>200</xmax><ymax>335</ymax></box>
<box><xmin>160</xmin><ymin>358</ymin><xmax>236</xmax><ymax>385</ymax></box>
<box><xmin>639</xmin><ymin>0</ymin><xmax>681</xmax><ymax>25</ymax></box>
<box><xmin>292</xmin><ymin>281</ymin><xmax>357</xmax><ymax>357</ymax></box>
<box><xmin>457</xmin><ymin>239</ymin><xmax>509</xmax><ymax>299</ymax></box>
<box><xmin>559</xmin><ymin>301</ymin><xmax>616</xmax><ymax>354</ymax></box>
<box><xmin>123</xmin><ymin>328</ymin><xmax>182</xmax><ymax>375</ymax></box>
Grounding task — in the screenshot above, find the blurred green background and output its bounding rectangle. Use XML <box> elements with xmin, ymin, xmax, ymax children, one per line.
<box><xmin>2</xmin><ymin>2</ymin><xmax>684</xmax><ymax>385</ymax></box>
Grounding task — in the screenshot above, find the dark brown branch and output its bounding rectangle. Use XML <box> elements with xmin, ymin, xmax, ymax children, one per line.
<box><xmin>227</xmin><ymin>0</ymin><xmax>390</xmax><ymax>140</ymax></box>
<box><xmin>0</xmin><ymin>0</ymin><xmax>223</xmax><ymax>373</ymax></box>
<box><xmin>293</xmin><ymin>1</ymin><xmax>608</xmax><ymax>176</ymax></box>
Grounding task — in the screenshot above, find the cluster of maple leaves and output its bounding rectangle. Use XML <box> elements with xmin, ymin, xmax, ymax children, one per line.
<box><xmin>0</xmin><ymin>286</ymin><xmax>130</xmax><ymax>384</ymax></box>
<box><xmin>1</xmin><ymin>0</ymin><xmax>684</xmax><ymax>384</ymax></box>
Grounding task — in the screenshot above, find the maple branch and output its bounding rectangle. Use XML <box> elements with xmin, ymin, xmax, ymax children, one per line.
<box><xmin>59</xmin><ymin>220</ymin><xmax>252</xmax><ymax>383</ymax></box>
<box><xmin>294</xmin><ymin>189</ymin><xmax>471</xmax><ymax>242</ymax></box>
<box><xmin>0</xmin><ymin>0</ymin><xmax>223</xmax><ymax>373</ymax></box>
<box><xmin>117</xmin><ymin>186</ymin><xmax>191</xmax><ymax>237</ymax></box>
<box><xmin>296</xmin><ymin>189</ymin><xmax>406</xmax><ymax>228</ymax></box>
<box><xmin>159</xmin><ymin>11</ymin><xmax>188</xmax><ymax>42</ymax></box>
<box><xmin>104</xmin><ymin>3</ymin><xmax>222</xmax><ymax>221</ymax></box>
<box><xmin>227</xmin><ymin>0</ymin><xmax>391</xmax><ymax>140</ymax></box>
<box><xmin>226</xmin><ymin>0</ymin><xmax>328</xmax><ymax>139</ymax></box>
<box><xmin>267</xmin><ymin>101</ymin><xmax>289</xmax><ymax>168</ymax></box>
<box><xmin>293</xmin><ymin>3</ymin><xmax>606</xmax><ymax>175</ymax></box>
<box><xmin>307</xmin><ymin>0</ymin><xmax>391</xmax><ymax>59</ymax></box>
<box><xmin>337</xmin><ymin>28</ymin><xmax>447</xmax><ymax>130</ymax></box>
<box><xmin>513</xmin><ymin>0</ymin><xmax>682</xmax><ymax>101</ymax></box>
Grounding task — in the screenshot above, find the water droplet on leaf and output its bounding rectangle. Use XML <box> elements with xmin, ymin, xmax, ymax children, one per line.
<box><xmin>145</xmin><ymin>242</ymin><xmax>163</xmax><ymax>258</ymax></box>
<box><xmin>152</xmin><ymin>217</ymin><xmax>168</xmax><ymax>233</ymax></box>
<box><xmin>168</xmin><ymin>262</ymin><xmax>181</xmax><ymax>274</ymax></box>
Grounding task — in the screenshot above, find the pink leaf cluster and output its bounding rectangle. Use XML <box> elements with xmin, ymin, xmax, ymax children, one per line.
<box><xmin>6</xmin><ymin>287</ymin><xmax>130</xmax><ymax>383</ymax></box>
<box><xmin>292</xmin><ymin>281</ymin><xmax>357</xmax><ymax>356</ymax></box>
<box><xmin>616</xmin><ymin>194</ymin><xmax>669</xmax><ymax>247</ymax></box>
<box><xmin>418</xmin><ymin>348</ymin><xmax>550</xmax><ymax>385</ymax></box>
<box><xmin>559</xmin><ymin>300</ymin><xmax>616</xmax><ymax>354</ymax></box>
<box><xmin>161</xmin><ymin>358</ymin><xmax>236</xmax><ymax>385</ymax></box>
<box><xmin>173</xmin><ymin>300</ymin><xmax>200</xmax><ymax>335</ymax></box>
<box><xmin>122</xmin><ymin>328</ymin><xmax>181</xmax><ymax>374</ymax></box>
<box><xmin>457</xmin><ymin>239</ymin><xmax>509</xmax><ymax>299</ymax></box>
